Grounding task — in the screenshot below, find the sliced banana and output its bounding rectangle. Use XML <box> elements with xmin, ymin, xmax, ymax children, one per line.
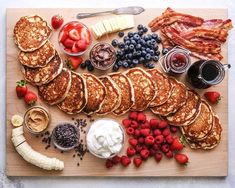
<box><xmin>11</xmin><ymin>114</ymin><xmax>24</xmax><ymax>127</ymax></box>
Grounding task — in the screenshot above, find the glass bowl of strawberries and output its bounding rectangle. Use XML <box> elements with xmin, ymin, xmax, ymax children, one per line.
<box><xmin>58</xmin><ymin>21</ymin><xmax>92</xmax><ymax>56</ymax></box>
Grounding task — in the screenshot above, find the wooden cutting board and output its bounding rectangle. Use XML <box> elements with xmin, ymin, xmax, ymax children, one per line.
<box><xmin>6</xmin><ymin>8</ymin><xmax>228</xmax><ymax>176</ymax></box>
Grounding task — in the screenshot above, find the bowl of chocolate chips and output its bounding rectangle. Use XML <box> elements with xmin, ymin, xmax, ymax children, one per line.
<box><xmin>52</xmin><ymin>123</ymin><xmax>79</xmax><ymax>151</ymax></box>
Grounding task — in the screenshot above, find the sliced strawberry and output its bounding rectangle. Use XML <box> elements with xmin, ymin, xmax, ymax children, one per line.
<box><xmin>63</xmin><ymin>38</ymin><xmax>75</xmax><ymax>49</ymax></box>
<box><xmin>63</xmin><ymin>23</ymin><xmax>76</xmax><ymax>33</ymax></box>
<box><xmin>59</xmin><ymin>31</ymin><xmax>68</xmax><ymax>43</ymax></box>
<box><xmin>64</xmin><ymin>48</ymin><xmax>73</xmax><ymax>53</ymax></box>
<box><xmin>68</xmin><ymin>29</ymin><xmax>81</xmax><ymax>41</ymax></box>
<box><xmin>75</xmin><ymin>39</ymin><xmax>87</xmax><ymax>51</ymax></box>
<box><xmin>80</xmin><ymin>27</ymin><xmax>91</xmax><ymax>44</ymax></box>
<box><xmin>72</xmin><ymin>43</ymin><xmax>80</xmax><ymax>53</ymax></box>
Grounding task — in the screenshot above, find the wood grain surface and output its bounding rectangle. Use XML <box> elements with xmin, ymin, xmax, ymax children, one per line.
<box><xmin>6</xmin><ymin>8</ymin><xmax>228</xmax><ymax>176</ymax></box>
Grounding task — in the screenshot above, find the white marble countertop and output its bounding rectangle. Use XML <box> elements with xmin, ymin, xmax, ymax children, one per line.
<box><xmin>1</xmin><ymin>0</ymin><xmax>235</xmax><ymax>187</ymax></box>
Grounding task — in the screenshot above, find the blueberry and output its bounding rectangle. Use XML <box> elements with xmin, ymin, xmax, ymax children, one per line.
<box><xmin>137</xmin><ymin>24</ymin><xmax>144</xmax><ymax>30</ymax></box>
<box><xmin>143</xmin><ymin>36</ymin><xmax>149</xmax><ymax>41</ymax></box>
<box><xmin>129</xmin><ymin>64</ymin><xmax>136</xmax><ymax>68</ymax></box>
<box><xmin>151</xmin><ymin>33</ymin><xmax>158</xmax><ymax>39</ymax></box>
<box><xmin>128</xmin><ymin>32</ymin><xmax>134</xmax><ymax>37</ymax></box>
<box><xmin>151</xmin><ymin>39</ymin><xmax>156</xmax><ymax>45</ymax></box>
<box><xmin>124</xmin><ymin>45</ymin><xmax>129</xmax><ymax>52</ymax></box>
<box><xmin>145</xmin><ymin>54</ymin><xmax>151</xmax><ymax>60</ymax></box>
<box><xmin>149</xmin><ymin>50</ymin><xmax>154</xmax><ymax>55</ymax></box>
<box><xmin>125</xmin><ymin>40</ymin><xmax>131</xmax><ymax>45</ymax></box>
<box><xmin>143</xmin><ymin>27</ymin><xmax>148</xmax><ymax>33</ymax></box>
<box><xmin>117</xmin><ymin>60</ymin><xmax>123</xmax><ymax>66</ymax></box>
<box><xmin>127</xmin><ymin>53</ymin><xmax>133</xmax><ymax>59</ymax></box>
<box><xmin>147</xmin><ymin>40</ymin><xmax>152</xmax><ymax>47</ymax></box>
<box><xmin>146</xmin><ymin>48</ymin><xmax>151</xmax><ymax>53</ymax></box>
<box><xmin>87</xmin><ymin>64</ymin><xmax>94</xmax><ymax>71</ymax></box>
<box><xmin>153</xmin><ymin>45</ymin><xmax>159</xmax><ymax>51</ymax></box>
<box><xmin>162</xmin><ymin>48</ymin><xmax>169</xmax><ymax>55</ymax></box>
<box><xmin>133</xmin><ymin>59</ymin><xmax>139</xmax><ymax>65</ymax></box>
<box><xmin>118</xmin><ymin>31</ymin><xmax>124</xmax><ymax>37</ymax></box>
<box><xmin>111</xmin><ymin>39</ymin><xmax>119</xmax><ymax>47</ymax></box>
<box><xmin>138</xmin><ymin>30</ymin><xmax>144</xmax><ymax>36</ymax></box>
<box><xmin>143</xmin><ymin>62</ymin><xmax>149</xmax><ymax>68</ymax></box>
<box><xmin>129</xmin><ymin>44</ymin><xmax>135</xmax><ymax>50</ymax></box>
<box><xmin>148</xmin><ymin>63</ymin><xmax>155</xmax><ymax>69</ymax></box>
<box><xmin>153</xmin><ymin>56</ymin><xmax>159</xmax><ymax>62</ymax></box>
<box><xmin>80</xmin><ymin>62</ymin><xmax>86</xmax><ymax>69</ymax></box>
<box><xmin>155</xmin><ymin>50</ymin><xmax>160</xmax><ymax>56</ymax></box>
<box><xmin>85</xmin><ymin>59</ymin><xmax>91</xmax><ymax>66</ymax></box>
<box><xmin>133</xmin><ymin>51</ymin><xmax>138</xmax><ymax>57</ymax></box>
<box><xmin>118</xmin><ymin>42</ymin><xmax>125</xmax><ymax>49</ymax></box>
<box><xmin>122</xmin><ymin>61</ymin><xmax>129</xmax><ymax>68</ymax></box>
<box><xmin>136</xmin><ymin>50</ymin><xmax>142</xmax><ymax>57</ymax></box>
<box><xmin>156</xmin><ymin>36</ymin><xmax>162</xmax><ymax>43</ymax></box>
<box><xmin>139</xmin><ymin>57</ymin><xmax>145</xmax><ymax>63</ymax></box>
<box><xmin>136</xmin><ymin>43</ymin><xmax>142</xmax><ymax>50</ymax></box>
<box><xmin>141</xmin><ymin>50</ymin><xmax>147</xmax><ymax>56</ymax></box>
<box><xmin>112</xmin><ymin>64</ymin><xmax>119</xmax><ymax>72</ymax></box>
<box><xmin>117</xmin><ymin>50</ymin><xmax>124</xmax><ymax>57</ymax></box>
<box><xmin>124</xmin><ymin>36</ymin><xmax>129</xmax><ymax>42</ymax></box>
<box><xmin>133</xmin><ymin>34</ymin><xmax>140</xmax><ymax>41</ymax></box>
<box><xmin>131</xmin><ymin>40</ymin><xmax>137</xmax><ymax>45</ymax></box>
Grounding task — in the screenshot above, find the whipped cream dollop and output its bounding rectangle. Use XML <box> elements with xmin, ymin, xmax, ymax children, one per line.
<box><xmin>86</xmin><ymin>119</ymin><xmax>124</xmax><ymax>158</ymax></box>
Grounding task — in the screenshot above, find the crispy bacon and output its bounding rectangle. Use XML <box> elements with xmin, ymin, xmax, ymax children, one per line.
<box><xmin>190</xmin><ymin>51</ymin><xmax>223</xmax><ymax>61</ymax></box>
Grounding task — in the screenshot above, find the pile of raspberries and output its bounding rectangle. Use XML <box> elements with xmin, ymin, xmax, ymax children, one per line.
<box><xmin>105</xmin><ymin>111</ymin><xmax>188</xmax><ymax>168</ymax></box>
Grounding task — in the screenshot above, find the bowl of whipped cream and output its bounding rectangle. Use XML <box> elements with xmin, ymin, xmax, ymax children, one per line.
<box><xmin>86</xmin><ymin>118</ymin><xmax>125</xmax><ymax>159</ymax></box>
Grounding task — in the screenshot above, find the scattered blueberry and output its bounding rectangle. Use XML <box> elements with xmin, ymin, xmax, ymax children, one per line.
<box><xmin>148</xmin><ymin>63</ymin><xmax>155</xmax><ymax>69</ymax></box>
<box><xmin>137</xmin><ymin>24</ymin><xmax>144</xmax><ymax>30</ymax></box>
<box><xmin>87</xmin><ymin>64</ymin><xmax>94</xmax><ymax>71</ymax></box>
<box><xmin>153</xmin><ymin>56</ymin><xmax>159</xmax><ymax>62</ymax></box>
<box><xmin>156</xmin><ymin>37</ymin><xmax>162</xmax><ymax>43</ymax></box>
<box><xmin>118</xmin><ymin>31</ymin><xmax>124</xmax><ymax>37</ymax></box>
<box><xmin>111</xmin><ymin>39</ymin><xmax>119</xmax><ymax>47</ymax></box>
<box><xmin>85</xmin><ymin>59</ymin><xmax>91</xmax><ymax>66</ymax></box>
<box><xmin>143</xmin><ymin>27</ymin><xmax>148</xmax><ymax>33</ymax></box>
<box><xmin>80</xmin><ymin>62</ymin><xmax>86</xmax><ymax>69</ymax></box>
<box><xmin>112</xmin><ymin>64</ymin><xmax>119</xmax><ymax>72</ymax></box>
<box><xmin>155</xmin><ymin>51</ymin><xmax>160</xmax><ymax>56</ymax></box>
<box><xmin>162</xmin><ymin>48</ymin><xmax>169</xmax><ymax>55</ymax></box>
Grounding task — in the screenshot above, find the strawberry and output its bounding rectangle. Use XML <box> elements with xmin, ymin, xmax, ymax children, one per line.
<box><xmin>154</xmin><ymin>152</ymin><xmax>162</xmax><ymax>162</ymax></box>
<box><xmin>111</xmin><ymin>156</ymin><xmax>121</xmax><ymax>165</ymax></box>
<box><xmin>71</xmin><ymin>43</ymin><xmax>80</xmax><ymax>53</ymax></box>
<box><xmin>126</xmin><ymin>127</ymin><xmax>134</xmax><ymax>135</ymax></box>
<box><xmin>105</xmin><ymin>159</ymin><xmax>113</xmax><ymax>168</ymax></box>
<box><xmin>68</xmin><ymin>29</ymin><xmax>80</xmax><ymax>41</ymax></box>
<box><xmin>121</xmin><ymin>156</ymin><xmax>131</xmax><ymax>167</ymax></box>
<box><xmin>59</xmin><ymin>31</ymin><xmax>68</xmax><ymax>43</ymax></box>
<box><xmin>140</xmin><ymin>149</ymin><xmax>150</xmax><ymax>160</ymax></box>
<box><xmin>133</xmin><ymin>157</ymin><xmax>142</xmax><ymax>167</ymax></box>
<box><xmin>122</xmin><ymin>119</ymin><xmax>131</xmax><ymax>128</ymax></box>
<box><xmin>24</xmin><ymin>91</ymin><xmax>37</xmax><ymax>105</ymax></box>
<box><xmin>130</xmin><ymin>120</ymin><xmax>138</xmax><ymax>129</ymax></box>
<box><xmin>170</xmin><ymin>137</ymin><xmax>184</xmax><ymax>151</ymax></box>
<box><xmin>16</xmin><ymin>80</ymin><xmax>28</xmax><ymax>98</ymax></box>
<box><xmin>150</xmin><ymin>119</ymin><xmax>159</xmax><ymax>129</ymax></box>
<box><xmin>158</xmin><ymin>120</ymin><xmax>168</xmax><ymax>129</ymax></box>
<box><xmin>128</xmin><ymin>138</ymin><xmax>138</xmax><ymax>147</ymax></box>
<box><xmin>174</xmin><ymin>153</ymin><xmax>189</xmax><ymax>165</ymax></box>
<box><xmin>75</xmin><ymin>39</ymin><xmax>87</xmax><ymax>51</ymax></box>
<box><xmin>127</xmin><ymin>147</ymin><xmax>136</xmax><ymax>157</ymax></box>
<box><xmin>129</xmin><ymin>111</ymin><xmax>138</xmax><ymax>120</ymax></box>
<box><xmin>66</xmin><ymin>57</ymin><xmax>83</xmax><ymax>70</ymax></box>
<box><xmin>51</xmin><ymin>14</ymin><xmax>64</xmax><ymax>29</ymax></box>
<box><xmin>145</xmin><ymin>135</ymin><xmax>155</xmax><ymax>145</ymax></box>
<box><xmin>63</xmin><ymin>38</ymin><xmax>75</xmax><ymax>49</ymax></box>
<box><xmin>140</xmin><ymin>128</ymin><xmax>150</xmax><ymax>137</ymax></box>
<box><xmin>80</xmin><ymin>27</ymin><xmax>91</xmax><ymax>44</ymax></box>
<box><xmin>204</xmin><ymin>91</ymin><xmax>221</xmax><ymax>104</ymax></box>
<box><xmin>137</xmin><ymin>112</ymin><xmax>146</xmax><ymax>123</ymax></box>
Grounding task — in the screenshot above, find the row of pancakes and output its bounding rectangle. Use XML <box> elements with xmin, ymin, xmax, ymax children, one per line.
<box><xmin>13</xmin><ymin>15</ymin><xmax>222</xmax><ymax>150</ymax></box>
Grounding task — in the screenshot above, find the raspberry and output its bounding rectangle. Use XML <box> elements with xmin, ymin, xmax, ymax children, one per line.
<box><xmin>129</xmin><ymin>138</ymin><xmax>138</xmax><ymax>147</ymax></box>
<box><xmin>153</xmin><ymin>144</ymin><xmax>160</xmax><ymax>150</ymax></box>
<box><xmin>162</xmin><ymin>128</ymin><xmax>170</xmax><ymax>137</ymax></box>
<box><xmin>140</xmin><ymin>128</ymin><xmax>150</xmax><ymax>137</ymax></box>
<box><xmin>154</xmin><ymin>152</ymin><xmax>163</xmax><ymax>162</ymax></box>
<box><xmin>170</xmin><ymin>126</ymin><xmax>178</xmax><ymax>133</ymax></box>
<box><xmin>133</xmin><ymin>157</ymin><xmax>142</xmax><ymax>167</ymax></box>
<box><xmin>126</xmin><ymin>127</ymin><xmax>134</xmax><ymax>135</ymax></box>
<box><xmin>165</xmin><ymin>134</ymin><xmax>173</xmax><ymax>144</ymax></box>
<box><xmin>121</xmin><ymin>155</ymin><xmax>131</xmax><ymax>167</ymax></box>
<box><xmin>150</xmin><ymin>119</ymin><xmax>159</xmax><ymax>129</ymax></box>
<box><xmin>145</xmin><ymin>135</ymin><xmax>155</xmax><ymax>145</ymax></box>
<box><xmin>140</xmin><ymin>121</ymin><xmax>150</xmax><ymax>129</ymax></box>
<box><xmin>134</xmin><ymin>129</ymin><xmax>141</xmax><ymax>137</ymax></box>
<box><xmin>112</xmin><ymin>155</ymin><xmax>121</xmax><ymax>164</ymax></box>
<box><xmin>122</xmin><ymin>119</ymin><xmax>131</xmax><ymax>128</ymax></box>
<box><xmin>155</xmin><ymin>135</ymin><xmax>164</xmax><ymax>144</ymax></box>
<box><xmin>127</xmin><ymin>147</ymin><xmax>136</xmax><ymax>157</ymax></box>
<box><xmin>130</xmin><ymin>120</ymin><xmax>138</xmax><ymax>129</ymax></box>
<box><xmin>166</xmin><ymin>150</ymin><xmax>173</xmax><ymax>158</ymax></box>
<box><xmin>140</xmin><ymin>149</ymin><xmax>150</xmax><ymax>160</ymax></box>
<box><xmin>161</xmin><ymin>144</ymin><xmax>170</xmax><ymax>153</ymax></box>
<box><xmin>149</xmin><ymin>148</ymin><xmax>157</xmax><ymax>156</ymax></box>
<box><xmin>138</xmin><ymin>137</ymin><xmax>144</xmax><ymax>144</ymax></box>
<box><xmin>105</xmin><ymin>159</ymin><xmax>113</xmax><ymax>168</ymax></box>
<box><xmin>158</xmin><ymin>120</ymin><xmax>168</xmax><ymax>129</ymax></box>
<box><xmin>129</xmin><ymin>111</ymin><xmax>138</xmax><ymax>120</ymax></box>
<box><xmin>142</xmin><ymin>145</ymin><xmax>148</xmax><ymax>150</ymax></box>
<box><xmin>153</xmin><ymin>129</ymin><xmax>162</xmax><ymax>136</ymax></box>
<box><xmin>135</xmin><ymin>144</ymin><xmax>143</xmax><ymax>153</ymax></box>
<box><xmin>137</xmin><ymin>112</ymin><xmax>146</xmax><ymax>123</ymax></box>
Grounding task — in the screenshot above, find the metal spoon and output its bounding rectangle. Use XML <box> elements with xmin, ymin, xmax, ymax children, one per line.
<box><xmin>76</xmin><ymin>6</ymin><xmax>145</xmax><ymax>19</ymax></box>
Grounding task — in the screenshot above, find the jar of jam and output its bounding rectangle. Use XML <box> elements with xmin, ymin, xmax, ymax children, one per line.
<box><xmin>187</xmin><ymin>60</ymin><xmax>230</xmax><ymax>89</ymax></box>
<box><xmin>160</xmin><ymin>46</ymin><xmax>191</xmax><ymax>75</ymax></box>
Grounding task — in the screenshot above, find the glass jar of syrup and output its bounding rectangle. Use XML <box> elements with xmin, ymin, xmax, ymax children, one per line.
<box><xmin>187</xmin><ymin>60</ymin><xmax>230</xmax><ymax>89</ymax></box>
<box><xmin>160</xmin><ymin>46</ymin><xmax>191</xmax><ymax>75</ymax></box>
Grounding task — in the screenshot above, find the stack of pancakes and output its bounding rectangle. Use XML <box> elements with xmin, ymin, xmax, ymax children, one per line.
<box><xmin>13</xmin><ymin>15</ymin><xmax>222</xmax><ymax>151</ymax></box>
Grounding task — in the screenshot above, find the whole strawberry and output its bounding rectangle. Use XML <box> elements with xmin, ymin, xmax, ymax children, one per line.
<box><xmin>66</xmin><ymin>56</ymin><xmax>83</xmax><ymax>70</ymax></box>
<box><xmin>16</xmin><ymin>80</ymin><xmax>28</xmax><ymax>98</ymax></box>
<box><xmin>51</xmin><ymin>14</ymin><xmax>64</xmax><ymax>29</ymax></box>
<box><xmin>204</xmin><ymin>91</ymin><xmax>221</xmax><ymax>104</ymax></box>
<box><xmin>24</xmin><ymin>91</ymin><xmax>37</xmax><ymax>105</ymax></box>
<box><xmin>170</xmin><ymin>137</ymin><xmax>184</xmax><ymax>151</ymax></box>
<box><xmin>174</xmin><ymin>153</ymin><xmax>189</xmax><ymax>165</ymax></box>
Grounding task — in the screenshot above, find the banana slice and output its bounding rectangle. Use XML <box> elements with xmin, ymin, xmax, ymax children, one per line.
<box><xmin>11</xmin><ymin>115</ymin><xmax>24</xmax><ymax>127</ymax></box>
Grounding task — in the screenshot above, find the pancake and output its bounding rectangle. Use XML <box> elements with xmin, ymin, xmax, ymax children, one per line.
<box><xmin>14</xmin><ymin>15</ymin><xmax>52</xmax><ymax>52</ymax></box>
<box><xmin>18</xmin><ymin>41</ymin><xmax>56</xmax><ymax>68</ymax></box>
<box><xmin>21</xmin><ymin>52</ymin><xmax>63</xmax><ymax>86</ymax></box>
<box><xmin>165</xmin><ymin>90</ymin><xmax>201</xmax><ymax>126</ymax></box>
<box><xmin>109</xmin><ymin>73</ymin><xmax>135</xmax><ymax>116</ymax></box>
<box><xmin>57</xmin><ymin>72</ymin><xmax>87</xmax><ymax>114</ymax></box>
<box><xmin>96</xmin><ymin>76</ymin><xmax>121</xmax><ymax>115</ymax></box>
<box><xmin>150</xmin><ymin>78</ymin><xmax>188</xmax><ymax>116</ymax></box>
<box><xmin>147</xmin><ymin>68</ymin><xmax>173</xmax><ymax>107</ymax></box>
<box><xmin>124</xmin><ymin>67</ymin><xmax>156</xmax><ymax>111</ymax></box>
<box><xmin>82</xmin><ymin>73</ymin><xmax>106</xmax><ymax>115</ymax></box>
<box><xmin>38</xmin><ymin>68</ymin><xmax>71</xmax><ymax>105</ymax></box>
<box><xmin>180</xmin><ymin>100</ymin><xmax>214</xmax><ymax>141</ymax></box>
<box><xmin>185</xmin><ymin>115</ymin><xmax>222</xmax><ymax>150</ymax></box>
